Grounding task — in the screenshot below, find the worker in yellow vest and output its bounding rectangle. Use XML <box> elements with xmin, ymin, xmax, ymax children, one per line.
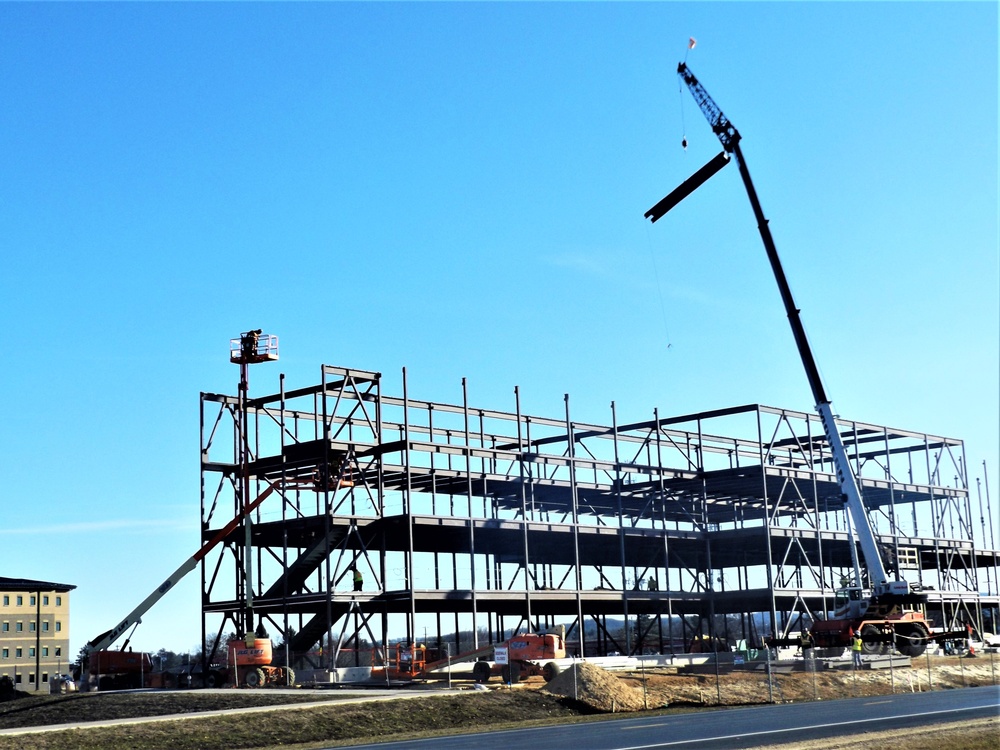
<box><xmin>352</xmin><ymin>564</ymin><xmax>363</xmax><ymax>592</ymax></box>
<box><xmin>851</xmin><ymin>633</ymin><xmax>864</xmax><ymax>668</ymax></box>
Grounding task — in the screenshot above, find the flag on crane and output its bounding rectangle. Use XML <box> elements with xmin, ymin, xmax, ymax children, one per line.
<box><xmin>688</xmin><ymin>37</ymin><xmax>697</xmax><ymax>49</ymax></box>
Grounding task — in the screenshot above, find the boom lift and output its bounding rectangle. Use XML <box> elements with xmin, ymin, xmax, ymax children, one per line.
<box><xmin>84</xmin><ymin>481</ymin><xmax>299</xmax><ymax>687</ymax></box>
<box><xmin>645</xmin><ymin>63</ymin><xmax>931</xmax><ymax>657</ymax></box>
<box><xmin>372</xmin><ymin>629</ymin><xmax>567</xmax><ymax>684</ymax></box>
<box><xmin>86</xmin><ymin>331</ymin><xmax>325</xmax><ymax>688</ymax></box>
<box><xmin>86</xmin><ymin>481</ymin><xmax>282</xmax><ymax>656</ymax></box>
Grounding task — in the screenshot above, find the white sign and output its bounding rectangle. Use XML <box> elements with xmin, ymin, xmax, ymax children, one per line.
<box><xmin>494</xmin><ymin>646</ymin><xmax>508</xmax><ymax>665</ymax></box>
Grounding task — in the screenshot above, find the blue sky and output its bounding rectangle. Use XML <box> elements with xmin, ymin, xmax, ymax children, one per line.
<box><xmin>1</xmin><ymin>3</ymin><xmax>996</xmax><ymax>656</ymax></box>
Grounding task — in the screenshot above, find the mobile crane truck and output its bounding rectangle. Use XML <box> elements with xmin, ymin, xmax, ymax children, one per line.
<box><xmin>646</xmin><ymin>61</ymin><xmax>936</xmax><ymax>659</ymax></box>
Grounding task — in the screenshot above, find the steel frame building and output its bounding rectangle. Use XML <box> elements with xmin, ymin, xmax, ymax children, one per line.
<box><xmin>199</xmin><ymin>364</ymin><xmax>999</xmax><ymax>666</ymax></box>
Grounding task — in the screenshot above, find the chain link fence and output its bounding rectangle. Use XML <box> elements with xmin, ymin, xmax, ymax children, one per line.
<box><xmin>623</xmin><ymin>645</ymin><xmax>998</xmax><ymax>707</ymax></box>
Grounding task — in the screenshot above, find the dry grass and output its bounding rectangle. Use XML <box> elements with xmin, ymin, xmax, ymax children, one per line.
<box><xmin>0</xmin><ymin>656</ymin><xmax>995</xmax><ymax>750</ymax></box>
<box><xmin>755</xmin><ymin>717</ymin><xmax>1000</xmax><ymax>750</ymax></box>
<box><xmin>0</xmin><ymin>691</ymin><xmax>340</xmax><ymax>729</ymax></box>
<box><xmin>0</xmin><ymin>690</ymin><xmax>583</xmax><ymax>750</ymax></box>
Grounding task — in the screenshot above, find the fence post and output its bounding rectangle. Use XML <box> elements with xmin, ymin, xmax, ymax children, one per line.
<box><xmin>810</xmin><ymin>650</ymin><xmax>817</xmax><ymax>701</ymax></box>
<box><xmin>889</xmin><ymin>650</ymin><xmax>895</xmax><ymax>694</ymax></box>
<box><xmin>714</xmin><ymin>650</ymin><xmax>721</xmax><ymax>705</ymax></box>
<box><xmin>765</xmin><ymin>644</ymin><xmax>774</xmax><ymax>704</ymax></box>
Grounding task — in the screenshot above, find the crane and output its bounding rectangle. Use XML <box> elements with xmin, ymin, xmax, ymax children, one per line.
<box><xmin>645</xmin><ymin>63</ymin><xmax>932</xmax><ymax>656</ymax></box>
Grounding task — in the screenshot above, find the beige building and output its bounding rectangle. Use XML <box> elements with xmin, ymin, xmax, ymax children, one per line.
<box><xmin>0</xmin><ymin>577</ymin><xmax>74</xmax><ymax>692</ymax></box>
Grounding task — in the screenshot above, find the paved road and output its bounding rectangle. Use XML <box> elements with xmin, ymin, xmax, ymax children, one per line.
<box><xmin>340</xmin><ymin>685</ymin><xmax>999</xmax><ymax>750</ymax></box>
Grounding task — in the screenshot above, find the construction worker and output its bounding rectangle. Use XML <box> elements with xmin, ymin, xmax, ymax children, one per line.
<box><xmin>352</xmin><ymin>565</ymin><xmax>363</xmax><ymax>592</ymax></box>
<box><xmin>241</xmin><ymin>329</ymin><xmax>261</xmax><ymax>359</ymax></box>
<box><xmin>965</xmin><ymin>623</ymin><xmax>977</xmax><ymax>657</ymax></box>
<box><xmin>851</xmin><ymin>633</ymin><xmax>864</xmax><ymax>668</ymax></box>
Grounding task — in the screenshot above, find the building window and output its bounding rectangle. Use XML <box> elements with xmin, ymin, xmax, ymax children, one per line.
<box><xmin>15</xmin><ymin>648</ymin><xmax>22</xmax><ymax>658</ymax></box>
<box><xmin>898</xmin><ymin>546</ymin><xmax>919</xmax><ymax>570</ymax></box>
<box><xmin>28</xmin><ymin>648</ymin><xmax>35</xmax><ymax>658</ymax></box>
<box><xmin>55</xmin><ymin>622</ymin><xmax>61</xmax><ymax>632</ymax></box>
<box><xmin>16</xmin><ymin>596</ymin><xmax>22</xmax><ymax>606</ymax></box>
<box><xmin>55</xmin><ymin>647</ymin><xmax>61</xmax><ymax>657</ymax></box>
<box><xmin>15</xmin><ymin>623</ymin><xmax>22</xmax><ymax>632</ymax></box>
<box><xmin>42</xmin><ymin>648</ymin><xmax>48</xmax><ymax>657</ymax></box>
<box><xmin>14</xmin><ymin>674</ymin><xmax>20</xmax><ymax>684</ymax></box>
<box><xmin>55</xmin><ymin>596</ymin><xmax>61</xmax><ymax>607</ymax></box>
<box><xmin>1</xmin><ymin>649</ymin><xmax>7</xmax><ymax>658</ymax></box>
<box><xmin>42</xmin><ymin>596</ymin><xmax>49</xmax><ymax>606</ymax></box>
<box><xmin>28</xmin><ymin>673</ymin><xmax>34</xmax><ymax>684</ymax></box>
<box><xmin>42</xmin><ymin>673</ymin><xmax>48</xmax><ymax>683</ymax></box>
<box><xmin>2</xmin><ymin>596</ymin><xmax>8</xmax><ymax>606</ymax></box>
<box><xmin>42</xmin><ymin>622</ymin><xmax>49</xmax><ymax>632</ymax></box>
<box><xmin>29</xmin><ymin>596</ymin><xmax>35</xmax><ymax>607</ymax></box>
<box><xmin>29</xmin><ymin>622</ymin><xmax>35</xmax><ymax>632</ymax></box>
<box><xmin>1</xmin><ymin>622</ymin><xmax>7</xmax><ymax>632</ymax></box>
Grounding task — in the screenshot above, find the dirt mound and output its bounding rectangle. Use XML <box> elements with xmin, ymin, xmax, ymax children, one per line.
<box><xmin>615</xmin><ymin>657</ymin><xmax>999</xmax><ymax>707</ymax></box>
<box><xmin>542</xmin><ymin>662</ymin><xmax>649</xmax><ymax>712</ymax></box>
<box><xmin>540</xmin><ymin>655</ymin><xmax>999</xmax><ymax>713</ymax></box>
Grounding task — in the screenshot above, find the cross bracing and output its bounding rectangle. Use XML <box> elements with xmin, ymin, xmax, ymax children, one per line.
<box><xmin>199</xmin><ymin>364</ymin><xmax>999</xmax><ymax>665</ymax></box>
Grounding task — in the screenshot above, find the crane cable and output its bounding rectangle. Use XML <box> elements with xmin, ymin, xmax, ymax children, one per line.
<box><xmin>637</xmin><ymin>38</ymin><xmax>701</xmax><ymax>353</ymax></box>
<box><xmin>643</xmin><ymin>219</ymin><xmax>673</xmax><ymax>351</ymax></box>
<box><xmin>680</xmin><ymin>37</ymin><xmax>697</xmax><ymax>150</ymax></box>
<box><xmin>679</xmin><ymin>78</ymin><xmax>687</xmax><ymax>151</ymax></box>
<box><xmin>641</xmin><ymin>39</ymin><xmax>702</xmax><ymax>352</ymax></box>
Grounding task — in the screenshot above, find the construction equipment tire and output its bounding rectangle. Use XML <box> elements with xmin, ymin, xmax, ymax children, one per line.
<box><xmin>282</xmin><ymin>667</ymin><xmax>296</xmax><ymax>687</ymax></box>
<box><xmin>895</xmin><ymin>624</ymin><xmax>929</xmax><ymax>658</ymax></box>
<box><xmin>245</xmin><ymin>668</ymin><xmax>266</xmax><ymax>688</ymax></box>
<box><xmin>473</xmin><ymin>661</ymin><xmax>491</xmax><ymax>684</ymax></box>
<box><xmin>501</xmin><ymin>663</ymin><xmax>520</xmax><ymax>684</ymax></box>
<box><xmin>860</xmin><ymin>624</ymin><xmax>884</xmax><ymax>655</ymax></box>
<box><xmin>542</xmin><ymin>661</ymin><xmax>561</xmax><ymax>682</ymax></box>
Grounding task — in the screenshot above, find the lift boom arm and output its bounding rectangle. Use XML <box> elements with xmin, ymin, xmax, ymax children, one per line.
<box><xmin>649</xmin><ymin>63</ymin><xmax>905</xmax><ymax>597</ymax></box>
<box><xmin>87</xmin><ymin>482</ymin><xmax>279</xmax><ymax>653</ymax></box>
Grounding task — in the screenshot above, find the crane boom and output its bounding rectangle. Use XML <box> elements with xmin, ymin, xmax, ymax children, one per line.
<box><xmin>647</xmin><ymin>62</ymin><xmax>906</xmax><ymax>598</ymax></box>
<box><xmin>676</xmin><ymin>64</ymin><xmax>739</xmax><ymax>152</ymax></box>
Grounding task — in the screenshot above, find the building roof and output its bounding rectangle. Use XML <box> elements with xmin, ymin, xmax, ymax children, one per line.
<box><xmin>0</xmin><ymin>577</ymin><xmax>76</xmax><ymax>593</ymax></box>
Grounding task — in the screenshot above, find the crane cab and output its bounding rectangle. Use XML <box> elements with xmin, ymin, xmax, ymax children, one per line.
<box><xmin>833</xmin><ymin>586</ymin><xmax>869</xmax><ymax>619</ymax></box>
